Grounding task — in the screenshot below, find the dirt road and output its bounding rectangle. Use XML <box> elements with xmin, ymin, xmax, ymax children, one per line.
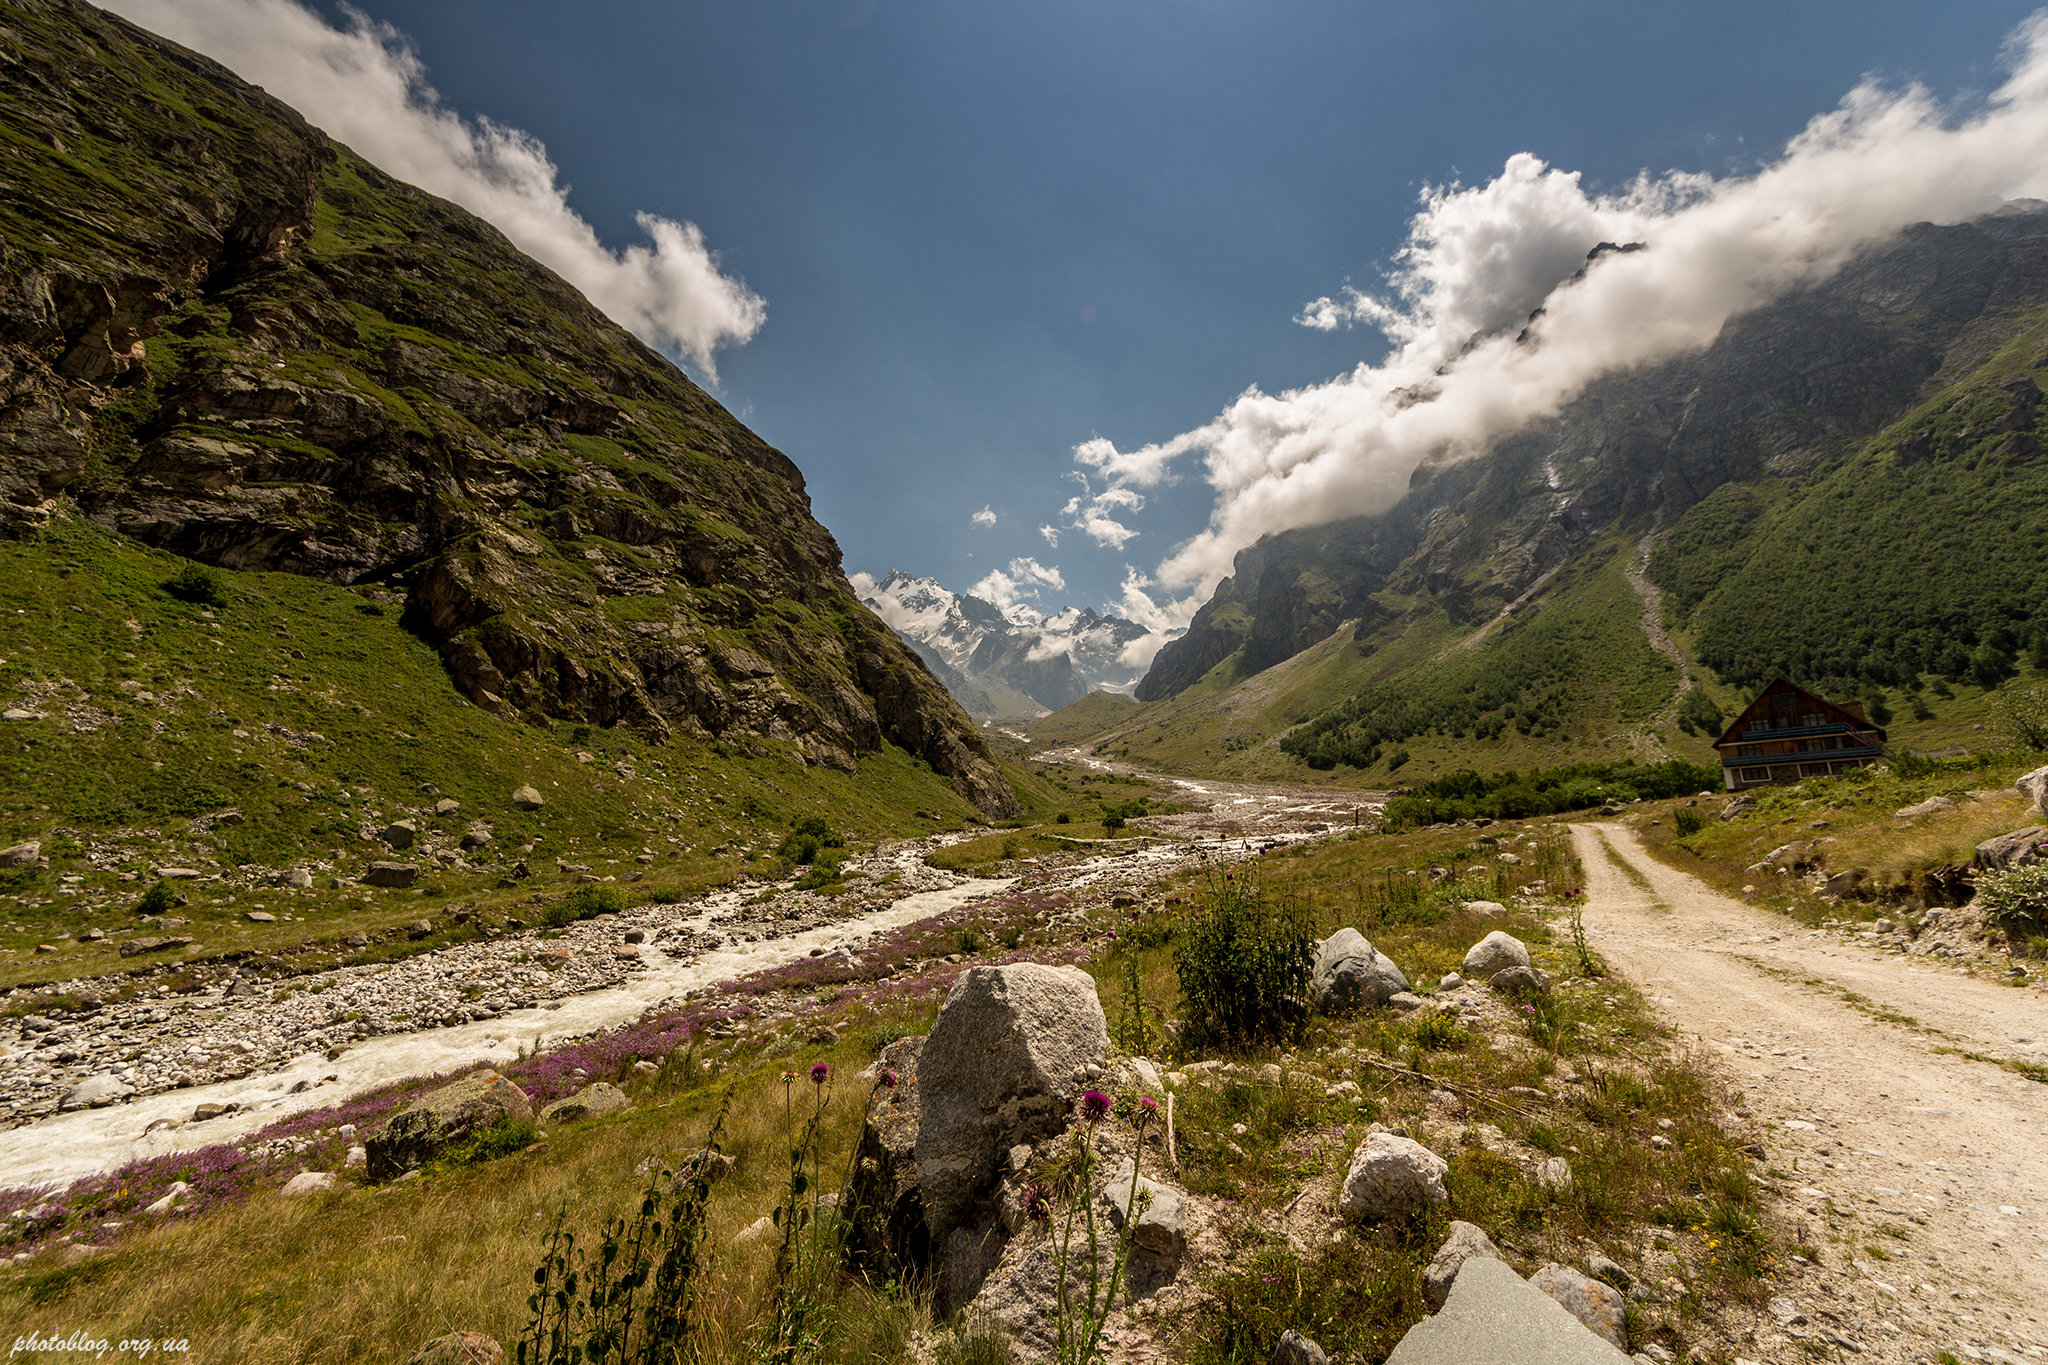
<box><xmin>1575</xmin><ymin>823</ymin><xmax>2048</xmax><ymax>1364</ymax></box>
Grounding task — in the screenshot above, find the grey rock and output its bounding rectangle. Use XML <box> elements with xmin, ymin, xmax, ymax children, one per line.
<box><xmin>285</xmin><ymin>868</ymin><xmax>314</xmax><ymax>888</ymax></box>
<box><xmin>1528</xmin><ymin>1264</ymin><xmax>1628</xmax><ymax>1351</ymax></box>
<box><xmin>1719</xmin><ymin>795</ymin><xmax>1756</xmax><ymax>822</ymax></box>
<box><xmin>363</xmin><ymin>861</ymin><xmax>419</xmax><ymax>888</ymax></box>
<box><xmin>1272</xmin><ymin>1330</ymin><xmax>1330</xmax><ymax>1365</ymax></box>
<box><xmin>1387</xmin><ymin>1256</ymin><xmax>1631</xmax><ymax>1365</ymax></box>
<box><xmin>1893</xmin><ymin>796</ymin><xmax>1956</xmax><ymax>820</ymax></box>
<box><xmin>382</xmin><ymin>820</ymin><xmax>418</xmax><ymax>849</ymax></box>
<box><xmin>1339</xmin><ymin>1131</ymin><xmax>1448</xmax><ymax>1223</ymax></box>
<box><xmin>1388</xmin><ymin>991</ymin><xmax>1426</xmax><ymax>1012</ymax></box>
<box><xmin>1489</xmin><ymin>965</ymin><xmax>1554</xmax><ymax>996</ymax></box>
<box><xmin>0</xmin><ymin>840</ymin><xmax>41</xmax><ymax>867</ymax></box>
<box><xmin>245</xmin><ymin>911</ymin><xmax>276</xmax><ymax>922</ymax></box>
<box><xmin>61</xmin><ymin>1074</ymin><xmax>134</xmax><ymax>1110</ymax></box>
<box><xmin>842</xmin><ymin>1036</ymin><xmax>928</xmax><ymax>1275</ymax></box>
<box><xmin>1463</xmin><ymin>931</ymin><xmax>1530</xmax><ymax>979</ymax></box>
<box><xmin>398</xmin><ymin>1332</ymin><xmax>505</xmax><ymax>1365</ymax></box>
<box><xmin>433</xmin><ymin>798</ymin><xmax>462</xmax><ymax>816</ymax></box>
<box><xmin>915</xmin><ymin>963</ymin><xmax>1108</xmax><ymax>1239</ymax></box>
<box><xmin>461</xmin><ymin>822</ymin><xmax>495</xmax><ymax>849</ymax></box>
<box><xmin>539</xmin><ymin>1082</ymin><xmax>632</xmax><ymax>1124</ymax></box>
<box><xmin>1439</xmin><ymin>972</ymin><xmax>1464</xmax><ymax>990</ymax></box>
<box><xmin>1975</xmin><ymin>825</ymin><xmax>2047</xmax><ymax>871</ymax></box>
<box><xmin>1311</xmin><ymin>928</ymin><xmax>1410</xmax><ymax>1013</ymax></box>
<box><xmin>1101</xmin><ymin>1156</ymin><xmax>1185</xmax><ymax>1254</ymax></box>
<box><xmin>1423</xmin><ymin>1219</ymin><xmax>1504</xmax><ymax>1310</ymax></box>
<box><xmin>1535</xmin><ymin>1157</ymin><xmax>1573</xmax><ymax>1190</ymax></box>
<box><xmin>1586</xmin><ymin>1254</ymin><xmax>1629</xmax><ymax>1287</ymax></box>
<box><xmin>2019</xmin><ymin>764</ymin><xmax>2048</xmax><ymax>819</ymax></box>
<box><xmin>281</xmin><ymin>1171</ymin><xmax>336</xmax><ymax>1196</ymax></box>
<box><xmin>118</xmin><ymin>936</ymin><xmax>192</xmax><ymax>957</ymax></box>
<box><xmin>367</xmin><ymin>1070</ymin><xmax>533</xmax><ymax>1180</ymax></box>
<box><xmin>0</xmin><ymin>708</ymin><xmax>40</xmax><ymax>722</ymax></box>
<box><xmin>1463</xmin><ymin>901</ymin><xmax>1508</xmax><ymax>918</ymax></box>
<box><xmin>1768</xmin><ymin>1295</ymin><xmax>1805</xmax><ymax>1326</ymax></box>
<box><xmin>510</xmin><ymin>785</ymin><xmax>545</xmax><ymax>810</ymax></box>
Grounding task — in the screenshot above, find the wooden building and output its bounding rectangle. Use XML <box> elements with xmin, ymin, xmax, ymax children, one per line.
<box><xmin>1711</xmin><ymin>679</ymin><xmax>1887</xmax><ymax>790</ymax></box>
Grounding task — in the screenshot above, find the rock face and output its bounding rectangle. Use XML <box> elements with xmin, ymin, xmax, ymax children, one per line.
<box><xmin>1338</xmin><ymin>1132</ymin><xmax>1448</xmax><ymax>1223</ymax></box>
<box><xmin>1423</xmin><ymin>1220</ymin><xmax>1504</xmax><ymax>1311</ymax></box>
<box><xmin>367</xmin><ymin>1069</ymin><xmax>533</xmax><ymax>1179</ymax></box>
<box><xmin>1976</xmin><ymin>826</ymin><xmax>2048</xmax><ymax>871</ymax></box>
<box><xmin>1462</xmin><ymin>931</ymin><xmax>1531</xmax><ymax>981</ymax></box>
<box><xmin>843</xmin><ymin>1036</ymin><xmax>932</xmax><ymax>1276</ymax></box>
<box><xmin>914</xmin><ymin>964</ymin><xmax>1108</xmax><ymax>1239</ymax></box>
<box><xmin>1310</xmin><ymin>929</ymin><xmax>1410</xmax><ymax>1013</ymax></box>
<box><xmin>538</xmin><ymin>1082</ymin><xmax>632</xmax><ymax>1124</ymax></box>
<box><xmin>1386</xmin><ymin>1255</ymin><xmax>1632</xmax><ymax>1365</ymax></box>
<box><xmin>1528</xmin><ymin>1264</ymin><xmax>1629</xmax><ymax>1351</ymax></box>
<box><xmin>0</xmin><ymin>0</ymin><xmax>1014</xmax><ymax>818</ymax></box>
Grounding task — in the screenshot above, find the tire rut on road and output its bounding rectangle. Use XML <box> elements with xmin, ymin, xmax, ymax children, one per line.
<box><xmin>1572</xmin><ymin>822</ymin><xmax>2048</xmax><ymax>1364</ymax></box>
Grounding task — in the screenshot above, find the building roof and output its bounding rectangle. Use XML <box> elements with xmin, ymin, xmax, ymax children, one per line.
<box><xmin>1711</xmin><ymin>677</ymin><xmax>1888</xmax><ymax>750</ymax></box>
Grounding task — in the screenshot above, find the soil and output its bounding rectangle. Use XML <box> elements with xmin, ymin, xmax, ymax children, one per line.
<box><xmin>1577</xmin><ymin>822</ymin><xmax>2048</xmax><ymax>1365</ymax></box>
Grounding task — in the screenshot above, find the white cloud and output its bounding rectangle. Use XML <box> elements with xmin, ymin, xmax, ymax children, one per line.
<box><xmin>103</xmin><ymin>0</ymin><xmax>765</xmax><ymax>379</ymax></box>
<box><xmin>1080</xmin><ymin>13</ymin><xmax>2048</xmax><ymax>622</ymax></box>
<box><xmin>1038</xmin><ymin>524</ymin><xmax>1060</xmax><ymax>548</ymax></box>
<box><xmin>971</xmin><ymin>505</ymin><xmax>998</xmax><ymax>528</ymax></box>
<box><xmin>970</xmin><ymin>557</ymin><xmax>1066</xmax><ymax>613</ymax></box>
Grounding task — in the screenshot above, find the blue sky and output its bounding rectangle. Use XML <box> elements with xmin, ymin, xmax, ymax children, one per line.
<box><xmin>269</xmin><ymin>1</ymin><xmax>2040</xmax><ymax>616</ymax></box>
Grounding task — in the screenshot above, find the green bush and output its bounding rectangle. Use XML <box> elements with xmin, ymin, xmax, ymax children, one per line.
<box><xmin>162</xmin><ymin>563</ymin><xmax>230</xmax><ymax>608</ymax></box>
<box><xmin>134</xmin><ymin>880</ymin><xmax>178</xmax><ymax>916</ymax></box>
<box><xmin>1976</xmin><ymin>864</ymin><xmax>2048</xmax><ymax>938</ymax></box>
<box><xmin>1172</xmin><ymin>869</ymin><xmax>1314</xmax><ymax>1045</ymax></box>
<box><xmin>1672</xmin><ymin>808</ymin><xmax>1707</xmax><ymax>837</ymax></box>
<box><xmin>435</xmin><ymin>1117</ymin><xmax>539</xmax><ymax>1169</ymax></box>
<box><xmin>1055</xmin><ymin>811</ymin><xmax>1071</xmax><ymax>825</ymax></box>
<box><xmin>778</xmin><ymin>816</ymin><xmax>844</xmax><ymax>864</ymax></box>
<box><xmin>541</xmin><ymin>884</ymin><xmax>628</xmax><ymax>928</ymax></box>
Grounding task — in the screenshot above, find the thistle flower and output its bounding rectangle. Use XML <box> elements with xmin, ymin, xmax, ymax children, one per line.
<box><xmin>811</xmin><ymin>1062</ymin><xmax>830</xmax><ymax>1085</ymax></box>
<box><xmin>1137</xmin><ymin>1094</ymin><xmax>1160</xmax><ymax>1116</ymax></box>
<box><xmin>1079</xmin><ymin>1090</ymin><xmax>1111</xmax><ymax>1123</ymax></box>
<box><xmin>1025</xmin><ymin>1182</ymin><xmax>1052</xmax><ymax>1221</ymax></box>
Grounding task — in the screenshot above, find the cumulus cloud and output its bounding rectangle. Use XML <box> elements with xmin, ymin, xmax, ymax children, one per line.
<box><xmin>104</xmin><ymin>0</ymin><xmax>765</xmax><ymax>378</ymax></box>
<box><xmin>971</xmin><ymin>557</ymin><xmax>1066</xmax><ymax>613</ymax></box>
<box><xmin>971</xmin><ymin>505</ymin><xmax>998</xmax><ymax>528</ymax></box>
<box><xmin>1077</xmin><ymin>13</ymin><xmax>2048</xmax><ymax>621</ymax></box>
<box><xmin>1038</xmin><ymin>524</ymin><xmax>1060</xmax><ymax>548</ymax></box>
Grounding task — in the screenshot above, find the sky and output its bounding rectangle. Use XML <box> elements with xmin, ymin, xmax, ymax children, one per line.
<box><xmin>102</xmin><ymin>0</ymin><xmax>2048</xmax><ymax>656</ymax></box>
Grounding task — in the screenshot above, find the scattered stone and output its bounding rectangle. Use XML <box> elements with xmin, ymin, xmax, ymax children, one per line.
<box><xmin>735</xmin><ymin>1214</ymin><xmax>775</xmax><ymax>1243</ymax></box>
<box><xmin>1534</xmin><ymin>1157</ymin><xmax>1573</xmax><ymax>1191</ymax></box>
<box><xmin>1975</xmin><ymin>826</ymin><xmax>2047</xmax><ymax>872</ymax></box>
<box><xmin>1423</xmin><ymin>1220</ymin><xmax>1504</xmax><ymax>1310</ymax></box>
<box><xmin>1100</xmin><ymin>1156</ymin><xmax>1184</xmax><ymax>1254</ymax></box>
<box><xmin>367</xmin><ymin>1070</ymin><xmax>534</xmax><ymax>1180</ymax></box>
<box><xmin>1272</xmin><ymin>1330</ymin><xmax>1330</xmax><ymax>1365</ymax></box>
<box><xmin>1586</xmin><ymin>1254</ymin><xmax>1629</xmax><ymax>1287</ymax></box>
<box><xmin>1388</xmin><ymin>991</ymin><xmax>1426</xmax><ymax>1012</ymax></box>
<box><xmin>2019</xmin><ymin>764</ymin><xmax>2048</xmax><ymax>819</ymax></box>
<box><xmin>1768</xmin><ymin>1295</ymin><xmax>1805</xmax><ymax>1327</ymax></box>
<box><xmin>382</xmin><ymin>820</ymin><xmax>419</xmax><ymax>849</ymax></box>
<box><xmin>1439</xmin><ymin>972</ymin><xmax>1464</xmax><ymax>990</ymax></box>
<box><xmin>1720</xmin><ymin>795</ymin><xmax>1756</xmax><ymax>822</ymax></box>
<box><xmin>281</xmin><ymin>1171</ymin><xmax>336</xmax><ymax>1197</ymax></box>
<box><xmin>433</xmin><ymin>798</ymin><xmax>462</xmax><ymax>816</ymax></box>
<box><xmin>1893</xmin><ymin>796</ymin><xmax>1956</xmax><ymax>820</ymax></box>
<box><xmin>539</xmin><ymin>1082</ymin><xmax>632</xmax><ymax>1124</ymax></box>
<box><xmin>245</xmin><ymin>911</ymin><xmax>276</xmax><ymax>922</ymax></box>
<box><xmin>623</xmin><ymin>929</ymin><xmax>647</xmax><ymax>945</ymax></box>
<box><xmin>406</xmin><ymin>918</ymin><xmax>433</xmax><ymax>939</ymax></box>
<box><xmin>1462</xmin><ymin>931</ymin><xmax>1531</xmax><ymax>980</ymax></box>
<box><xmin>461</xmin><ymin>822</ymin><xmax>495</xmax><ymax>850</ymax></box>
<box><xmin>511</xmin><ymin>786</ymin><xmax>545</xmax><ymax>810</ymax></box>
<box><xmin>1387</xmin><ymin>1255</ymin><xmax>1631</xmax><ymax>1364</ymax></box>
<box><xmin>361</xmin><ymin>861</ymin><xmax>420</xmax><ymax>888</ymax></box>
<box><xmin>0</xmin><ymin>840</ymin><xmax>41</xmax><ymax>867</ymax></box>
<box><xmin>1528</xmin><ymin>1263</ymin><xmax>1629</xmax><ymax>1351</ymax></box>
<box><xmin>0</xmin><ymin>708</ymin><xmax>40</xmax><ymax>723</ymax></box>
<box><xmin>1463</xmin><ymin>901</ymin><xmax>1507</xmax><ymax>918</ymax></box>
<box><xmin>1311</xmin><ymin>928</ymin><xmax>1411</xmax><ymax>1013</ymax></box>
<box><xmin>192</xmin><ymin>1103</ymin><xmax>226</xmax><ymax>1122</ymax></box>
<box><xmin>399</xmin><ymin>1331</ymin><xmax>505</xmax><ymax>1365</ymax></box>
<box><xmin>155</xmin><ymin>865</ymin><xmax>201</xmax><ymax>879</ymax></box>
<box><xmin>118</xmin><ymin>936</ymin><xmax>192</xmax><ymax>958</ymax></box>
<box><xmin>915</xmin><ymin>963</ymin><xmax>1108</xmax><ymax>1239</ymax></box>
<box><xmin>61</xmin><ymin>1074</ymin><xmax>134</xmax><ymax>1110</ymax></box>
<box><xmin>1489</xmin><ymin>965</ymin><xmax>1554</xmax><ymax>996</ymax></box>
<box><xmin>1339</xmin><ymin>1132</ymin><xmax>1448</xmax><ymax>1223</ymax></box>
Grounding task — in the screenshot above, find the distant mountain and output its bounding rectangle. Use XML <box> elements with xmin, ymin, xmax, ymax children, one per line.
<box><xmin>853</xmin><ymin>571</ymin><xmax>1150</xmax><ymax>716</ymax></box>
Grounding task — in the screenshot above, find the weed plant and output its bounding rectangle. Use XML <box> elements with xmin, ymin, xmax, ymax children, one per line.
<box><xmin>1171</xmin><ymin>865</ymin><xmax>1313</xmax><ymax>1046</ymax></box>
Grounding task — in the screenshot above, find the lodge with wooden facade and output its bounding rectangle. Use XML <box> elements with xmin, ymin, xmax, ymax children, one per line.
<box><xmin>1710</xmin><ymin>679</ymin><xmax>1888</xmax><ymax>790</ymax></box>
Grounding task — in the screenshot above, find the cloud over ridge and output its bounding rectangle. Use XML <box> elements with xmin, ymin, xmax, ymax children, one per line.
<box><xmin>104</xmin><ymin>0</ymin><xmax>766</xmax><ymax>378</ymax></box>
<box><xmin>1075</xmin><ymin>13</ymin><xmax>2048</xmax><ymax>628</ymax></box>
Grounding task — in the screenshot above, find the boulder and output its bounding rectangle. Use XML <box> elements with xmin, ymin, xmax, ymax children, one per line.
<box><xmin>1423</xmin><ymin>1220</ymin><xmax>1504</xmax><ymax>1310</ymax></box>
<box><xmin>117</xmin><ymin>935</ymin><xmax>193</xmax><ymax>957</ymax></box>
<box><xmin>1534</xmin><ymin>1157</ymin><xmax>1573</xmax><ymax>1191</ymax></box>
<box><xmin>2019</xmin><ymin>765</ymin><xmax>2048</xmax><ymax>819</ymax></box>
<box><xmin>1719</xmin><ymin>795</ymin><xmax>1756</xmax><ymax>822</ymax></box>
<box><xmin>1976</xmin><ymin>826</ymin><xmax>2048</xmax><ymax>871</ymax></box>
<box><xmin>400</xmin><ymin>1332</ymin><xmax>505</xmax><ymax>1365</ymax></box>
<box><xmin>367</xmin><ymin>1070</ymin><xmax>533</xmax><ymax>1179</ymax></box>
<box><xmin>1272</xmin><ymin>1331</ymin><xmax>1330</xmax><ymax>1365</ymax></box>
<box><xmin>1338</xmin><ymin>1132</ymin><xmax>1448</xmax><ymax>1223</ymax></box>
<box><xmin>363</xmin><ymin>861</ymin><xmax>419</xmax><ymax>888</ymax></box>
<box><xmin>0</xmin><ymin>840</ymin><xmax>41</xmax><ymax>867</ymax></box>
<box><xmin>539</xmin><ymin>1082</ymin><xmax>632</xmax><ymax>1124</ymax></box>
<box><xmin>1489</xmin><ymin>965</ymin><xmax>1553</xmax><ymax>996</ymax></box>
<box><xmin>281</xmin><ymin>1171</ymin><xmax>335</xmax><ymax>1197</ymax></box>
<box><xmin>433</xmin><ymin>797</ymin><xmax>462</xmax><ymax>816</ymax></box>
<box><xmin>1528</xmin><ymin>1264</ymin><xmax>1628</xmax><ymax>1351</ymax></box>
<box><xmin>1310</xmin><ymin>929</ymin><xmax>1410</xmax><ymax>1013</ymax></box>
<box><xmin>1894</xmin><ymin>796</ymin><xmax>1957</xmax><ymax>820</ymax></box>
<box><xmin>842</xmin><ymin>1036</ymin><xmax>931</xmax><ymax>1276</ymax></box>
<box><xmin>382</xmin><ymin>820</ymin><xmax>418</xmax><ymax>849</ymax></box>
<box><xmin>1385</xmin><ymin>1255</ymin><xmax>1631</xmax><ymax>1365</ymax></box>
<box><xmin>61</xmin><ymin>1074</ymin><xmax>134</xmax><ymax>1110</ymax></box>
<box><xmin>915</xmin><ymin>963</ymin><xmax>1108</xmax><ymax>1239</ymax></box>
<box><xmin>511</xmin><ymin>785</ymin><xmax>545</xmax><ymax>810</ymax></box>
<box><xmin>1100</xmin><ymin>1156</ymin><xmax>1185</xmax><ymax>1254</ymax></box>
<box><xmin>461</xmin><ymin>822</ymin><xmax>495</xmax><ymax>850</ymax></box>
<box><xmin>1462</xmin><ymin>901</ymin><xmax>1507</xmax><ymax>918</ymax></box>
<box><xmin>1462</xmin><ymin>931</ymin><xmax>1530</xmax><ymax>980</ymax></box>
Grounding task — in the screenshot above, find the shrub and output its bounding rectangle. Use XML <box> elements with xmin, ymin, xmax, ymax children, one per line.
<box><xmin>1172</xmin><ymin>868</ymin><xmax>1314</xmax><ymax>1045</ymax></box>
<box><xmin>134</xmin><ymin>880</ymin><xmax>178</xmax><ymax>916</ymax></box>
<box><xmin>1993</xmin><ymin>681</ymin><xmax>2048</xmax><ymax>751</ymax></box>
<box><xmin>1976</xmin><ymin>864</ymin><xmax>2048</xmax><ymax>938</ymax></box>
<box><xmin>541</xmin><ymin>884</ymin><xmax>628</xmax><ymax>928</ymax></box>
<box><xmin>163</xmin><ymin>563</ymin><xmax>229</xmax><ymax>608</ymax></box>
<box><xmin>1102</xmin><ymin>815</ymin><xmax>1125</xmax><ymax>834</ymax></box>
<box><xmin>1672</xmin><ymin>808</ymin><xmax>1706</xmax><ymax>837</ymax></box>
<box><xmin>778</xmin><ymin>817</ymin><xmax>844</xmax><ymax>864</ymax></box>
<box><xmin>434</xmin><ymin>1118</ymin><xmax>538</xmax><ymax>1169</ymax></box>
<box><xmin>1055</xmin><ymin>812</ymin><xmax>1071</xmax><ymax>825</ymax></box>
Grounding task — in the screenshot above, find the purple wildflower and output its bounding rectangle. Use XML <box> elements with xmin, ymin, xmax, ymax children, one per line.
<box><xmin>811</xmin><ymin>1062</ymin><xmax>830</xmax><ymax>1085</ymax></box>
<box><xmin>1025</xmin><ymin>1182</ymin><xmax>1052</xmax><ymax>1221</ymax></box>
<box><xmin>1137</xmin><ymin>1095</ymin><xmax>1160</xmax><ymax>1115</ymax></box>
<box><xmin>1079</xmin><ymin>1090</ymin><xmax>1111</xmax><ymax>1123</ymax></box>
<box><xmin>880</xmin><ymin>1068</ymin><xmax>898</xmax><ymax>1089</ymax></box>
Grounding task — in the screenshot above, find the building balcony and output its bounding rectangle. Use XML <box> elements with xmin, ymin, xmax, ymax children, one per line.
<box><xmin>1721</xmin><ymin>746</ymin><xmax>1882</xmax><ymax>767</ymax></box>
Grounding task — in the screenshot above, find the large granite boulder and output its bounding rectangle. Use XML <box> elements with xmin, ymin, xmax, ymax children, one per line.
<box><xmin>367</xmin><ymin>1070</ymin><xmax>533</xmax><ymax>1180</ymax></box>
<box><xmin>1528</xmin><ymin>1264</ymin><xmax>1629</xmax><ymax>1351</ymax></box>
<box><xmin>915</xmin><ymin>964</ymin><xmax>1107</xmax><ymax>1239</ymax></box>
<box><xmin>1462</xmin><ymin>931</ymin><xmax>1530</xmax><ymax>981</ymax></box>
<box><xmin>842</xmin><ymin>1036</ymin><xmax>931</xmax><ymax>1276</ymax></box>
<box><xmin>1386</xmin><ymin>1255</ymin><xmax>1631</xmax><ymax>1365</ymax></box>
<box><xmin>1976</xmin><ymin>825</ymin><xmax>2048</xmax><ymax>871</ymax></box>
<box><xmin>1423</xmin><ymin>1220</ymin><xmax>1504</xmax><ymax>1311</ymax></box>
<box><xmin>1310</xmin><ymin>929</ymin><xmax>1410</xmax><ymax>1013</ymax></box>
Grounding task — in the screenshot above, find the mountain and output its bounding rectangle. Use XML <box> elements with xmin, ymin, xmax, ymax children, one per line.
<box><xmin>1116</xmin><ymin>207</ymin><xmax>2048</xmax><ymax>782</ymax></box>
<box><xmin>853</xmin><ymin>570</ymin><xmax>1151</xmax><ymax>716</ymax></box>
<box><xmin>0</xmin><ymin>0</ymin><xmax>1014</xmax><ymax>816</ymax></box>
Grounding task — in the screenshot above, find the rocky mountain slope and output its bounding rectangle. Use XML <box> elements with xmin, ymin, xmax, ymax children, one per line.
<box><xmin>1128</xmin><ymin>206</ymin><xmax>2048</xmax><ymax>780</ymax></box>
<box><xmin>0</xmin><ymin>0</ymin><xmax>1012</xmax><ymax>814</ymax></box>
<box><xmin>855</xmin><ymin>570</ymin><xmax>1149</xmax><ymax>716</ymax></box>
